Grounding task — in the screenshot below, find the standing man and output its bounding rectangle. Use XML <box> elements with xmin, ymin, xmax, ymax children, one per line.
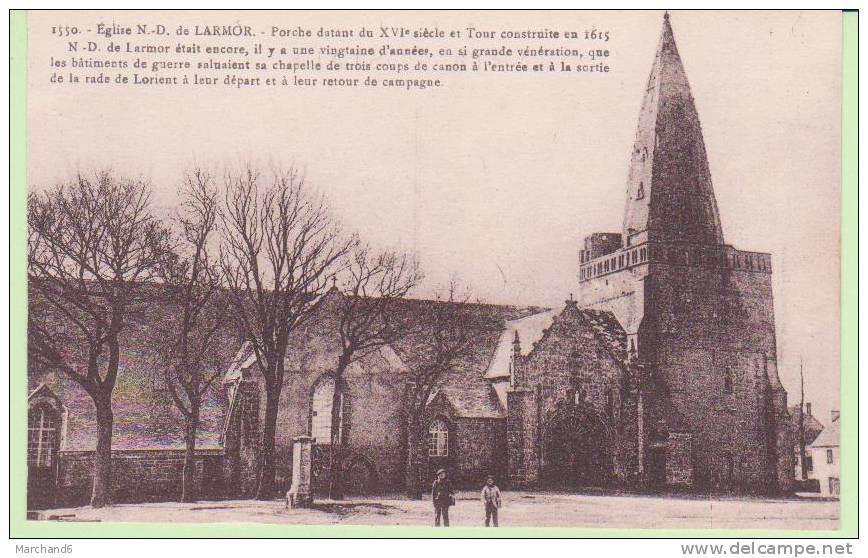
<box><xmin>481</xmin><ymin>475</ymin><xmax>502</xmax><ymax>527</ymax></box>
<box><xmin>432</xmin><ymin>468</ymin><xmax>455</xmax><ymax>527</ymax></box>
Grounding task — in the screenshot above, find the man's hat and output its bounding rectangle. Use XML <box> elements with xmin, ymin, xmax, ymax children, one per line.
<box><xmin>486</xmin><ymin>475</ymin><xmax>495</xmax><ymax>481</ymax></box>
<box><xmin>436</xmin><ymin>468</ymin><xmax>446</xmax><ymax>475</ymax></box>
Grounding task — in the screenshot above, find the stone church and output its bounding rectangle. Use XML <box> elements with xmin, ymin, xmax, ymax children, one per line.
<box><xmin>219</xmin><ymin>13</ymin><xmax>794</xmax><ymax>496</ymax></box>
<box><xmin>27</xmin><ymin>14</ymin><xmax>794</xmax><ymax>508</ymax></box>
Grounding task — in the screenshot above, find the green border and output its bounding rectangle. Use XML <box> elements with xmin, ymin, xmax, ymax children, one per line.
<box><xmin>10</xmin><ymin>8</ymin><xmax>29</xmax><ymax>536</ymax></box>
<box><xmin>837</xmin><ymin>8</ymin><xmax>858</xmax><ymax>541</ymax></box>
<box><xmin>8</xmin><ymin>10</ymin><xmax>858</xmax><ymax>538</ymax></box>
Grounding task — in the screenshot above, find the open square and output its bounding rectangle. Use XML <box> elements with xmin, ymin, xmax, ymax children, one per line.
<box><xmin>36</xmin><ymin>491</ymin><xmax>839</xmax><ymax>531</ymax></box>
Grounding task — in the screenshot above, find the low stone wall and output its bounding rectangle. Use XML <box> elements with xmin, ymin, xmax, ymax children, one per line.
<box><xmin>55</xmin><ymin>448</ymin><xmax>225</xmax><ymax>507</ymax></box>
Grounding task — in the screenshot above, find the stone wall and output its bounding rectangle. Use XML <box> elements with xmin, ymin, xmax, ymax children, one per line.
<box><xmin>506</xmin><ymin>387</ymin><xmax>539</xmax><ymax>488</ymax></box>
<box><xmin>646</xmin><ymin>260</ymin><xmax>791</xmax><ymax>494</ymax></box>
<box><xmin>54</xmin><ymin>448</ymin><xmax>224</xmax><ymax>507</ymax></box>
<box><xmin>577</xmin><ymin>236</ymin><xmax>794</xmax><ymax>495</ymax></box>
<box><xmin>453</xmin><ymin>418</ymin><xmax>507</xmax><ymax>486</ymax></box>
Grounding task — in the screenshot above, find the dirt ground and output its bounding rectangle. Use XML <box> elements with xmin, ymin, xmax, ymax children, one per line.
<box><xmin>37</xmin><ymin>490</ymin><xmax>839</xmax><ymax>530</ymax></box>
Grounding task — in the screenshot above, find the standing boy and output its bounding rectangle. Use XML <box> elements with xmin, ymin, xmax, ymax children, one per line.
<box><xmin>481</xmin><ymin>475</ymin><xmax>502</xmax><ymax>527</ymax></box>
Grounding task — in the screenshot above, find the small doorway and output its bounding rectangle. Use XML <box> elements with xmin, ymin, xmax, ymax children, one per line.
<box><xmin>722</xmin><ymin>452</ymin><xmax>735</xmax><ymax>491</ymax></box>
<box><xmin>647</xmin><ymin>446</ymin><xmax>667</xmax><ymax>491</ymax></box>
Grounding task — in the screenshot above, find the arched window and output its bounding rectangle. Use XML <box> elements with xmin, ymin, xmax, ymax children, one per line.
<box><xmin>428</xmin><ymin>418</ymin><xmax>449</xmax><ymax>457</ymax></box>
<box><xmin>574</xmin><ymin>386</ymin><xmax>587</xmax><ymax>404</ymax></box>
<box><xmin>28</xmin><ymin>405</ymin><xmax>57</xmax><ymax>468</ymax></box>
<box><xmin>636</xmin><ymin>181</ymin><xmax>645</xmax><ymax>200</ymax></box>
<box><xmin>311</xmin><ymin>376</ymin><xmax>342</xmax><ymax>444</ymax></box>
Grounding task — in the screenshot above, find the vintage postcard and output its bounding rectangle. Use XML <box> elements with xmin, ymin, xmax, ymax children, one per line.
<box><xmin>15</xmin><ymin>9</ymin><xmax>849</xmax><ymax>535</ymax></box>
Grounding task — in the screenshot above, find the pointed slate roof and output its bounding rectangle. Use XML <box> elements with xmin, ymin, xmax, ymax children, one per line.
<box><xmin>622</xmin><ymin>12</ymin><xmax>724</xmax><ymax>246</ymax></box>
<box><xmin>788</xmin><ymin>405</ymin><xmax>826</xmax><ymax>446</ymax></box>
<box><xmin>810</xmin><ymin>414</ymin><xmax>839</xmax><ymax>449</ymax></box>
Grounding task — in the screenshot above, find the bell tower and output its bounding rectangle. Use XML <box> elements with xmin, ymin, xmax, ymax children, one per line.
<box><xmin>577</xmin><ymin>12</ymin><xmax>794</xmax><ymax>495</ymax></box>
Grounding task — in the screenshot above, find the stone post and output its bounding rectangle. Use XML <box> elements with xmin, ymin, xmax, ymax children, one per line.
<box><xmin>287</xmin><ymin>435</ymin><xmax>313</xmax><ymax>508</ymax></box>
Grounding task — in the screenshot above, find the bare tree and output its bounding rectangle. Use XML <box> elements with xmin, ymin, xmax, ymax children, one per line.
<box><xmin>325</xmin><ymin>245</ymin><xmax>423</xmax><ymax>499</ymax></box>
<box><xmin>398</xmin><ymin>283</ymin><xmax>503</xmax><ymax>499</ymax></box>
<box><xmin>27</xmin><ymin>171</ymin><xmax>171</xmax><ymax>507</ymax></box>
<box><xmin>152</xmin><ymin>169</ymin><xmax>227</xmax><ymax>502</ymax></box>
<box><xmin>219</xmin><ymin>164</ymin><xmax>351</xmax><ymax>499</ymax></box>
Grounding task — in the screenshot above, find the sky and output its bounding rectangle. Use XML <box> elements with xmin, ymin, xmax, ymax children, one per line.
<box><xmin>27</xmin><ymin>10</ymin><xmax>842</xmax><ymax>422</ymax></box>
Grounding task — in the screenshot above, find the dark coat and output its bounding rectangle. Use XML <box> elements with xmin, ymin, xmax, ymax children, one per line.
<box><xmin>432</xmin><ymin>477</ymin><xmax>454</xmax><ymax>506</ymax></box>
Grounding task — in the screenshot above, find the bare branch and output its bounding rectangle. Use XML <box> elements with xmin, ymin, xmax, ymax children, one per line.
<box><xmin>27</xmin><ymin>170</ymin><xmax>171</xmax><ymax>507</ymax></box>
<box><xmin>217</xmin><ymin>162</ymin><xmax>351</xmax><ymax>499</ymax></box>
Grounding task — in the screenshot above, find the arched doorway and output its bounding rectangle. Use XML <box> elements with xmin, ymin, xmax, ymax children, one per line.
<box><xmin>310</xmin><ymin>375</ymin><xmax>342</xmax><ymax>445</ymax></box>
<box><xmin>309</xmin><ymin>374</ymin><xmax>344</xmax><ymax>494</ymax></box>
<box><xmin>542</xmin><ymin>403</ymin><xmax>613</xmax><ymax>488</ymax></box>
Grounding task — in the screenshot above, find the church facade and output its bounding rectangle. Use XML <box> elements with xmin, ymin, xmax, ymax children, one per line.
<box><xmin>220</xmin><ymin>14</ymin><xmax>793</xmax><ymax>497</ymax></box>
<box><xmin>28</xmin><ymin>14</ymin><xmax>795</xmax><ymax>508</ymax></box>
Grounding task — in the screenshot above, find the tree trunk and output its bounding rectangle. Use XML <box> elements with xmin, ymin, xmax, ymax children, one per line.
<box><xmin>327</xmin><ymin>374</ymin><xmax>346</xmax><ymax>500</ymax></box>
<box><xmin>181</xmin><ymin>412</ymin><xmax>199</xmax><ymax>503</ymax></box>
<box><xmin>255</xmin><ymin>384</ymin><xmax>279</xmax><ymax>500</ymax></box>
<box><xmin>404</xmin><ymin>414</ymin><xmax>422</xmax><ymax>499</ymax></box>
<box><xmin>91</xmin><ymin>398</ymin><xmax>114</xmax><ymax>508</ymax></box>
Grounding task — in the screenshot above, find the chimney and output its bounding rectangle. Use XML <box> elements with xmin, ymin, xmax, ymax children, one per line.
<box><xmin>831</xmin><ymin>410</ymin><xmax>840</xmax><ymax>422</ymax></box>
<box><xmin>806</xmin><ymin>402</ymin><xmax>812</xmax><ymax>416</ymax></box>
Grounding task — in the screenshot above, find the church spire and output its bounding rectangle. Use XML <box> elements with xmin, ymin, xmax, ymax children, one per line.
<box><xmin>622</xmin><ymin>12</ymin><xmax>724</xmax><ymax>247</ymax></box>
